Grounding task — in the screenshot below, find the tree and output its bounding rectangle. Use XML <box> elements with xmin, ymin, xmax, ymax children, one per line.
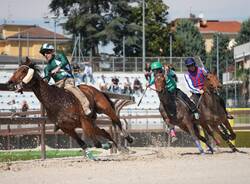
<box><xmin>101</xmin><ymin>1</ymin><xmax>142</xmax><ymax>56</ymax></box>
<box><xmin>209</xmin><ymin>33</ymin><xmax>234</xmax><ymax>79</ymax></box>
<box><xmin>130</xmin><ymin>0</ymin><xmax>170</xmax><ymax>57</ymax></box>
<box><xmin>49</xmin><ymin>0</ymin><xmax>113</xmax><ymax>56</ymax></box>
<box><xmin>49</xmin><ymin>0</ymin><xmax>170</xmax><ymax>57</ymax></box>
<box><xmin>172</xmin><ymin>19</ymin><xmax>206</xmax><ymax>60</ymax></box>
<box><xmin>236</xmin><ymin>18</ymin><xmax>250</xmax><ymax>45</ymax></box>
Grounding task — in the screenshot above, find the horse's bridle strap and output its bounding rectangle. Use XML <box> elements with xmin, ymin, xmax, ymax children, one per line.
<box><xmin>22</xmin><ymin>67</ymin><xmax>34</xmax><ymax>84</ymax></box>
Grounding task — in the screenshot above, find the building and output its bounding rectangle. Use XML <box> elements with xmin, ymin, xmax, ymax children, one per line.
<box><xmin>171</xmin><ymin>15</ymin><xmax>241</xmax><ymax>53</ymax></box>
<box><xmin>199</xmin><ymin>20</ymin><xmax>241</xmax><ymax>52</ymax></box>
<box><xmin>234</xmin><ymin>41</ymin><xmax>250</xmax><ymax>69</ymax></box>
<box><xmin>0</xmin><ymin>24</ymin><xmax>70</xmax><ymax>59</ymax></box>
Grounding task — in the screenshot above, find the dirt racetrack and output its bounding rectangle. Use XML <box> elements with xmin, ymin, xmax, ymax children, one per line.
<box><xmin>0</xmin><ymin>147</ymin><xmax>250</xmax><ymax>184</ymax></box>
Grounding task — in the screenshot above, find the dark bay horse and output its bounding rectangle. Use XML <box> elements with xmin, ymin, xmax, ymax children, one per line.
<box><xmin>154</xmin><ymin>72</ymin><xmax>213</xmax><ymax>154</ymax></box>
<box><xmin>194</xmin><ymin>73</ymin><xmax>238</xmax><ymax>152</ymax></box>
<box><xmin>7</xmin><ymin>58</ymin><xmax>133</xmax><ymax>155</ymax></box>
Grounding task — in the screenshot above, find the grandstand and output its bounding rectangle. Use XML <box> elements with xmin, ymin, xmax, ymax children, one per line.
<box><xmin>0</xmin><ymin>66</ymin><xmax>191</xmax><ymax>130</ymax></box>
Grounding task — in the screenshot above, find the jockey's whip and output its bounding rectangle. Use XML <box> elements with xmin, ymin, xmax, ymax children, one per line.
<box><xmin>137</xmin><ymin>86</ymin><xmax>148</xmax><ymax>106</ymax></box>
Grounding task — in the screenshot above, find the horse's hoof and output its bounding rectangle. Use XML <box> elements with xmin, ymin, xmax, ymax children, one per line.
<box><xmin>229</xmin><ymin>134</ymin><xmax>236</xmax><ymax>141</ymax></box>
<box><xmin>101</xmin><ymin>142</ymin><xmax>112</xmax><ymax>150</ymax></box>
<box><xmin>118</xmin><ymin>146</ymin><xmax>130</xmax><ymax>154</ymax></box>
<box><xmin>232</xmin><ymin>147</ymin><xmax>239</xmax><ymax>152</ymax></box>
<box><xmin>94</xmin><ymin>141</ymin><xmax>102</xmax><ymax>148</ymax></box>
<box><xmin>200</xmin><ymin>151</ymin><xmax>205</xmax><ymax>156</ymax></box>
<box><xmin>207</xmin><ymin>147</ymin><xmax>214</xmax><ymax>154</ymax></box>
<box><xmin>83</xmin><ymin>150</ymin><xmax>97</xmax><ymax>160</ymax></box>
<box><xmin>126</xmin><ymin>135</ymin><xmax>134</xmax><ymax>144</ymax></box>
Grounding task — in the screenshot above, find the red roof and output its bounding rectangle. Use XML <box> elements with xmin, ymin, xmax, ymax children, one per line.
<box><xmin>6</xmin><ymin>26</ymin><xmax>69</xmax><ymax>40</ymax></box>
<box><xmin>199</xmin><ymin>21</ymin><xmax>241</xmax><ymax>33</ymax></box>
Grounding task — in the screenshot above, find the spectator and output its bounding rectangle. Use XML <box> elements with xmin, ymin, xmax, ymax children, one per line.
<box><xmin>7</xmin><ymin>99</ymin><xmax>17</xmax><ymax>113</ymax></box>
<box><xmin>21</xmin><ymin>100</ymin><xmax>29</xmax><ymax>117</ymax></box>
<box><xmin>98</xmin><ymin>74</ymin><xmax>108</xmax><ymax>91</ymax></box>
<box><xmin>82</xmin><ymin>62</ymin><xmax>94</xmax><ymax>84</ymax></box>
<box><xmin>144</xmin><ymin>62</ymin><xmax>151</xmax><ymax>82</ymax></box>
<box><xmin>122</xmin><ymin>77</ymin><xmax>133</xmax><ymax>95</ymax></box>
<box><xmin>72</xmin><ymin>62</ymin><xmax>80</xmax><ymax>74</ymax></box>
<box><xmin>108</xmin><ymin>77</ymin><xmax>122</xmax><ymax>94</ymax></box>
<box><xmin>133</xmin><ymin>77</ymin><xmax>143</xmax><ymax>96</ymax></box>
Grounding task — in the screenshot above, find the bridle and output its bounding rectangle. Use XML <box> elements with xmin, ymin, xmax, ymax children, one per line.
<box><xmin>9</xmin><ymin>65</ymin><xmax>35</xmax><ymax>93</ymax></box>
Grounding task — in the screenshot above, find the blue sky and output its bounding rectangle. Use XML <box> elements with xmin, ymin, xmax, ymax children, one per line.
<box><xmin>1</xmin><ymin>0</ymin><xmax>249</xmax><ymax>34</ymax></box>
<box><xmin>1</xmin><ymin>0</ymin><xmax>249</xmax><ymax>54</ymax></box>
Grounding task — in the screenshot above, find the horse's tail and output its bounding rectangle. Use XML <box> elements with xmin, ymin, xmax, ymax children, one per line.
<box><xmin>102</xmin><ymin>92</ymin><xmax>115</xmax><ymax>110</ymax></box>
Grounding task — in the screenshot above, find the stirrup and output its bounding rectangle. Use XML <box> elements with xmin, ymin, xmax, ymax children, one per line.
<box><xmin>194</xmin><ymin>112</ymin><xmax>200</xmax><ymax>120</ymax></box>
<box><xmin>227</xmin><ymin>114</ymin><xmax>234</xmax><ymax>119</ymax></box>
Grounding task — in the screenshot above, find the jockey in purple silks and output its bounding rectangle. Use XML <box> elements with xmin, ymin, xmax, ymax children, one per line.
<box><xmin>184</xmin><ymin>57</ymin><xmax>233</xmax><ymax>119</ymax></box>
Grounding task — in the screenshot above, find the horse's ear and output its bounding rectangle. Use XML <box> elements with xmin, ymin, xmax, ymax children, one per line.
<box><xmin>211</xmin><ymin>67</ymin><xmax>217</xmax><ymax>75</ymax></box>
<box><xmin>22</xmin><ymin>57</ymin><xmax>32</xmax><ymax>66</ymax></box>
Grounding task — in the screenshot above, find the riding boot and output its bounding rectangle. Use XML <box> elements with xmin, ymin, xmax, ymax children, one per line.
<box><xmin>177</xmin><ymin>89</ymin><xmax>200</xmax><ymax>120</ymax></box>
<box><xmin>226</xmin><ymin>112</ymin><xmax>234</xmax><ymax>119</ymax></box>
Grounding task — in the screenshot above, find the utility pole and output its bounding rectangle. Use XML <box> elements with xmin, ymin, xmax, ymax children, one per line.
<box><xmin>169</xmin><ymin>32</ymin><xmax>172</xmax><ymax>64</ymax></box>
<box><xmin>18</xmin><ymin>28</ymin><xmax>21</xmax><ymax>66</ymax></box>
<box><xmin>123</xmin><ymin>36</ymin><xmax>126</xmax><ymax>72</ymax></box>
<box><xmin>142</xmin><ymin>0</ymin><xmax>145</xmax><ymax>70</ymax></box>
<box><xmin>216</xmin><ymin>33</ymin><xmax>219</xmax><ymax>78</ymax></box>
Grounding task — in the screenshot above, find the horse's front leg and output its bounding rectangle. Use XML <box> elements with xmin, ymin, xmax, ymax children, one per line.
<box><xmin>220</xmin><ymin>120</ymin><xmax>236</xmax><ymax>140</ymax></box>
<box><xmin>60</xmin><ymin>127</ymin><xmax>87</xmax><ymax>150</ymax></box>
<box><xmin>213</xmin><ymin>124</ymin><xmax>239</xmax><ymax>152</ymax></box>
<box><xmin>184</xmin><ymin>120</ymin><xmax>205</xmax><ymax>155</ymax></box>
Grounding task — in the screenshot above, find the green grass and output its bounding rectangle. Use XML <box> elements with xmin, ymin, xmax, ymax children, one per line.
<box><xmin>0</xmin><ymin>149</ymin><xmax>101</xmax><ymax>162</ymax></box>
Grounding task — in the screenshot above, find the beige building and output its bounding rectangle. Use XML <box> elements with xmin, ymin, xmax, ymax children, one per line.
<box><xmin>0</xmin><ymin>24</ymin><xmax>70</xmax><ymax>59</ymax></box>
<box><xmin>234</xmin><ymin>41</ymin><xmax>250</xmax><ymax>69</ymax></box>
<box><xmin>199</xmin><ymin>20</ymin><xmax>241</xmax><ymax>52</ymax></box>
<box><xmin>171</xmin><ymin>16</ymin><xmax>241</xmax><ymax>53</ymax></box>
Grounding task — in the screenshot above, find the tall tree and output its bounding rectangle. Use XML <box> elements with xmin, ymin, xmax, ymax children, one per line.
<box><xmin>209</xmin><ymin>33</ymin><xmax>234</xmax><ymax>79</ymax></box>
<box><xmin>101</xmin><ymin>1</ymin><xmax>141</xmax><ymax>56</ymax></box>
<box><xmin>172</xmin><ymin>19</ymin><xmax>206</xmax><ymax>60</ymax></box>
<box><xmin>49</xmin><ymin>0</ymin><xmax>112</xmax><ymax>56</ymax></box>
<box><xmin>131</xmin><ymin>0</ymin><xmax>170</xmax><ymax>57</ymax></box>
<box><xmin>236</xmin><ymin>18</ymin><xmax>250</xmax><ymax>45</ymax></box>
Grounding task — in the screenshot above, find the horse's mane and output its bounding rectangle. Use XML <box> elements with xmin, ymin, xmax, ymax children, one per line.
<box><xmin>22</xmin><ymin>57</ymin><xmax>41</xmax><ymax>75</ymax></box>
<box><xmin>102</xmin><ymin>92</ymin><xmax>115</xmax><ymax>110</ymax></box>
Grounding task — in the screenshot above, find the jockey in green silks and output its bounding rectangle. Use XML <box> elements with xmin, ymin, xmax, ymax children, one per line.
<box><xmin>148</xmin><ymin>61</ymin><xmax>200</xmax><ymax>125</ymax></box>
<box><xmin>40</xmin><ymin>43</ymin><xmax>92</xmax><ymax>132</ymax></box>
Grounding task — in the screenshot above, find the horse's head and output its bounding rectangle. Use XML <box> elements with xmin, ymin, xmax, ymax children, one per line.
<box><xmin>7</xmin><ymin>57</ymin><xmax>37</xmax><ymax>93</ymax></box>
<box><xmin>154</xmin><ymin>72</ymin><xmax>166</xmax><ymax>93</ymax></box>
<box><xmin>205</xmin><ymin>73</ymin><xmax>222</xmax><ymax>92</ymax></box>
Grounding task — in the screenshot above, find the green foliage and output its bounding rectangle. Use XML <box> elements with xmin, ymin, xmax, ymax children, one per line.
<box><xmin>49</xmin><ymin>0</ymin><xmax>170</xmax><ymax>56</ymax></box>
<box><xmin>172</xmin><ymin>19</ymin><xmax>206</xmax><ymax>60</ymax></box>
<box><xmin>144</xmin><ymin>0</ymin><xmax>170</xmax><ymax>57</ymax></box>
<box><xmin>209</xmin><ymin>33</ymin><xmax>234</xmax><ymax>78</ymax></box>
<box><xmin>49</xmin><ymin>0</ymin><xmax>112</xmax><ymax>56</ymax></box>
<box><xmin>236</xmin><ymin>18</ymin><xmax>250</xmax><ymax>45</ymax></box>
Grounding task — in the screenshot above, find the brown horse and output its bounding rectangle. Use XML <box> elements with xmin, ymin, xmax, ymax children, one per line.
<box><xmin>154</xmin><ymin>72</ymin><xmax>213</xmax><ymax>154</ymax></box>
<box><xmin>194</xmin><ymin>73</ymin><xmax>238</xmax><ymax>152</ymax></box>
<box><xmin>7</xmin><ymin>58</ymin><xmax>133</xmax><ymax>156</ymax></box>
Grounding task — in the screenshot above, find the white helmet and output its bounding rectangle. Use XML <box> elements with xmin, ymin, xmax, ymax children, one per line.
<box><xmin>40</xmin><ymin>43</ymin><xmax>55</xmax><ymax>55</ymax></box>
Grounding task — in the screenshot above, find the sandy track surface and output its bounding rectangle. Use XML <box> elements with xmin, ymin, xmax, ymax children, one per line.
<box><xmin>0</xmin><ymin>147</ymin><xmax>250</xmax><ymax>184</ymax></box>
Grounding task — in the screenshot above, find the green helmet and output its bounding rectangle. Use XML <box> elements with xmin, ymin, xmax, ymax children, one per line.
<box><xmin>40</xmin><ymin>43</ymin><xmax>55</xmax><ymax>55</ymax></box>
<box><xmin>151</xmin><ymin>61</ymin><xmax>163</xmax><ymax>70</ymax></box>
